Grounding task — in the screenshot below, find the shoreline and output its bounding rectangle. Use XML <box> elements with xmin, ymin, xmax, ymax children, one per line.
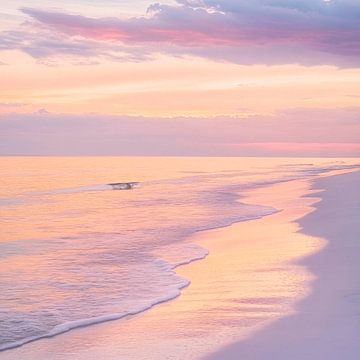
<box><xmin>205</xmin><ymin>170</ymin><xmax>360</xmax><ymax>360</ymax></box>
<box><xmin>1</xmin><ymin>170</ymin><xmax>357</xmax><ymax>359</ymax></box>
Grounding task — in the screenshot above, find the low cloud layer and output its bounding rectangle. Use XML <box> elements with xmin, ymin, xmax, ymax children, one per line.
<box><xmin>1</xmin><ymin>108</ymin><xmax>359</xmax><ymax>156</ymax></box>
<box><xmin>1</xmin><ymin>0</ymin><xmax>360</xmax><ymax>65</ymax></box>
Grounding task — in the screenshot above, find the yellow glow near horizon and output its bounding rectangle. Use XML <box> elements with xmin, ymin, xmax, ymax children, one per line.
<box><xmin>1</xmin><ymin>52</ymin><xmax>360</xmax><ymax>117</ymax></box>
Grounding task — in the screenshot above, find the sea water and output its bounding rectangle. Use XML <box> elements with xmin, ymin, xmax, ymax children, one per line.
<box><xmin>0</xmin><ymin>156</ymin><xmax>357</xmax><ymax>351</ymax></box>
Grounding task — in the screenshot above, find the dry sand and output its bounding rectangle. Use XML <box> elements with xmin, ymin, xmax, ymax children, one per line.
<box><xmin>206</xmin><ymin>171</ymin><xmax>360</xmax><ymax>360</ymax></box>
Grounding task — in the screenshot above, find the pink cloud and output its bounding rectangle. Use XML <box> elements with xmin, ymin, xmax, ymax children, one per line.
<box><xmin>19</xmin><ymin>5</ymin><xmax>337</xmax><ymax>46</ymax></box>
<box><xmin>6</xmin><ymin>0</ymin><xmax>358</xmax><ymax>66</ymax></box>
<box><xmin>229</xmin><ymin>142</ymin><xmax>360</xmax><ymax>155</ymax></box>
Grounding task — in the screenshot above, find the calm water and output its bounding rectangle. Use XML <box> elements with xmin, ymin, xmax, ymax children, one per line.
<box><xmin>0</xmin><ymin>157</ymin><xmax>357</xmax><ymax>350</ymax></box>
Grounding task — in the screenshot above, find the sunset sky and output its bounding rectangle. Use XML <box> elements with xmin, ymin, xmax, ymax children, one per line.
<box><xmin>1</xmin><ymin>0</ymin><xmax>359</xmax><ymax>156</ymax></box>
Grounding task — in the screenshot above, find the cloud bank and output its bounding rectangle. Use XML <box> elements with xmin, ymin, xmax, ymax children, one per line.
<box><xmin>1</xmin><ymin>108</ymin><xmax>359</xmax><ymax>156</ymax></box>
<box><xmin>1</xmin><ymin>0</ymin><xmax>360</xmax><ymax>65</ymax></box>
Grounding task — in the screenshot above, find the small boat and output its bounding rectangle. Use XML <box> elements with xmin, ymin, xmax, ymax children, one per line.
<box><xmin>108</xmin><ymin>182</ymin><xmax>140</xmax><ymax>190</ymax></box>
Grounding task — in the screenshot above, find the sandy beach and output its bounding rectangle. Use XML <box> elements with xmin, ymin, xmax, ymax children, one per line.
<box><xmin>1</xmin><ymin>169</ymin><xmax>359</xmax><ymax>360</ymax></box>
<box><xmin>2</xmin><ymin>0</ymin><xmax>359</xmax><ymax>357</ymax></box>
<box><xmin>207</xmin><ymin>170</ymin><xmax>360</xmax><ymax>360</ymax></box>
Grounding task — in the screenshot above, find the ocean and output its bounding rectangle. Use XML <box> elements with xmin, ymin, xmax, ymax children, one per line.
<box><xmin>0</xmin><ymin>156</ymin><xmax>357</xmax><ymax>351</ymax></box>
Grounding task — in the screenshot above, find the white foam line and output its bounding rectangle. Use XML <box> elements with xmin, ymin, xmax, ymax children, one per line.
<box><xmin>5</xmin><ymin>165</ymin><xmax>356</xmax><ymax>351</ymax></box>
<box><xmin>1</xmin><ymin>203</ymin><xmax>280</xmax><ymax>352</ymax></box>
<box><xmin>0</xmin><ymin>251</ymin><xmax>208</xmax><ymax>353</ymax></box>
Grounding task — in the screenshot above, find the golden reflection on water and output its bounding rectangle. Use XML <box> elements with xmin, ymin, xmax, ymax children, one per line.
<box><xmin>1</xmin><ymin>177</ymin><xmax>329</xmax><ymax>360</ymax></box>
<box><xmin>143</xmin><ymin>180</ymin><xmax>324</xmax><ymax>353</ymax></box>
<box><xmin>2</xmin><ymin>156</ymin><xmax>356</xmax><ymax>243</ymax></box>
<box><xmin>0</xmin><ymin>156</ymin><xmax>358</xmax><ymax>360</ymax></box>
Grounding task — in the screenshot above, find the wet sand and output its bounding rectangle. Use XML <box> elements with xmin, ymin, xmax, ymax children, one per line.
<box><xmin>206</xmin><ymin>171</ymin><xmax>360</xmax><ymax>360</ymax></box>
<box><xmin>2</xmin><ymin>172</ymin><xmax>356</xmax><ymax>360</ymax></box>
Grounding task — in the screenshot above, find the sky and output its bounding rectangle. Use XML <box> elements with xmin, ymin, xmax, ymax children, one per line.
<box><xmin>0</xmin><ymin>0</ymin><xmax>359</xmax><ymax>156</ymax></box>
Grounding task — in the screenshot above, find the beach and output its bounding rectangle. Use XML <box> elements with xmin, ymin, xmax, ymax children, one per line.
<box><xmin>207</xmin><ymin>170</ymin><xmax>360</xmax><ymax>360</ymax></box>
<box><xmin>1</xmin><ymin>161</ymin><xmax>358</xmax><ymax>360</ymax></box>
<box><xmin>2</xmin><ymin>0</ymin><xmax>360</xmax><ymax>357</ymax></box>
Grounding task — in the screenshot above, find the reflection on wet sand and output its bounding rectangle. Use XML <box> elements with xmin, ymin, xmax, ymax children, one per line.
<box><xmin>1</xmin><ymin>177</ymin><xmax>328</xmax><ymax>360</ymax></box>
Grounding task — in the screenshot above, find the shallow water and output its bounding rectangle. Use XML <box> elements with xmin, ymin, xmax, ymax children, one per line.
<box><xmin>0</xmin><ymin>156</ymin><xmax>358</xmax><ymax>350</ymax></box>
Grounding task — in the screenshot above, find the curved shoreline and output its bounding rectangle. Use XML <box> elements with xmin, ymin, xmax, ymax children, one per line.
<box><xmin>0</xmin><ymin>206</ymin><xmax>278</xmax><ymax>353</ymax></box>
<box><xmin>0</xmin><ymin>250</ymin><xmax>210</xmax><ymax>353</ymax></box>
<box><xmin>1</xmin><ymin>171</ymin><xmax>355</xmax><ymax>360</ymax></box>
<box><xmin>205</xmin><ymin>170</ymin><xmax>360</xmax><ymax>360</ymax></box>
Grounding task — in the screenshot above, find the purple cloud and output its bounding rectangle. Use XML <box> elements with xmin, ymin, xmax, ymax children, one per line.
<box><xmin>1</xmin><ymin>108</ymin><xmax>359</xmax><ymax>156</ymax></box>
<box><xmin>0</xmin><ymin>27</ymin><xmax>152</xmax><ymax>64</ymax></box>
<box><xmin>8</xmin><ymin>0</ymin><xmax>358</xmax><ymax>66</ymax></box>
